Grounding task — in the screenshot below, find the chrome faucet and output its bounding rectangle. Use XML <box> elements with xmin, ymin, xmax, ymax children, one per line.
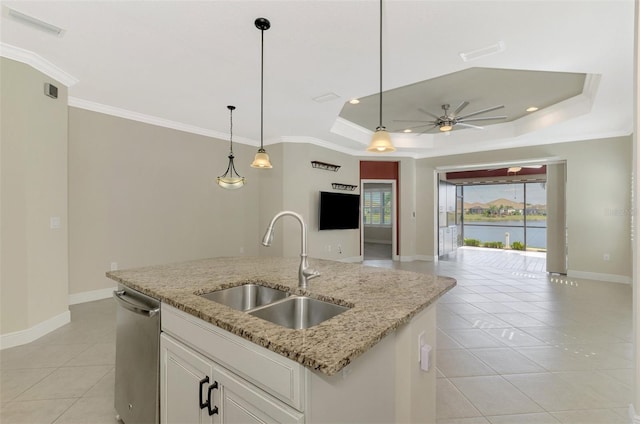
<box><xmin>261</xmin><ymin>211</ymin><xmax>320</xmax><ymax>290</ymax></box>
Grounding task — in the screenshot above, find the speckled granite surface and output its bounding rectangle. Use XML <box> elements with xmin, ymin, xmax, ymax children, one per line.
<box><xmin>106</xmin><ymin>256</ymin><xmax>456</xmax><ymax>375</ymax></box>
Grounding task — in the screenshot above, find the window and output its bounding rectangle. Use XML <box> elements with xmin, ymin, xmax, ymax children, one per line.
<box><xmin>363</xmin><ymin>188</ymin><xmax>392</xmax><ymax>226</ymax></box>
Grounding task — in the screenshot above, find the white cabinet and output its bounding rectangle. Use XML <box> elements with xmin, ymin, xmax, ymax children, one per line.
<box><xmin>215</xmin><ymin>366</ymin><xmax>302</xmax><ymax>424</ymax></box>
<box><xmin>161</xmin><ymin>303</ymin><xmax>437</xmax><ymax>423</ymax></box>
<box><xmin>161</xmin><ymin>333</ymin><xmax>215</xmax><ymax>424</ymax></box>
<box><xmin>161</xmin><ymin>333</ymin><xmax>303</xmax><ymax>424</ymax></box>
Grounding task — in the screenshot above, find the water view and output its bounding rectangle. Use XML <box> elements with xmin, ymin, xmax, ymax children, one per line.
<box><xmin>463</xmin><ymin>220</ymin><xmax>547</xmax><ymax>250</ymax></box>
<box><xmin>462</xmin><ymin>182</ymin><xmax>547</xmax><ymax>251</ymax></box>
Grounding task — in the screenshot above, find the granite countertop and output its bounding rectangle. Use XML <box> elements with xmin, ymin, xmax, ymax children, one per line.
<box><xmin>106</xmin><ymin>256</ymin><xmax>456</xmax><ymax>376</ymax></box>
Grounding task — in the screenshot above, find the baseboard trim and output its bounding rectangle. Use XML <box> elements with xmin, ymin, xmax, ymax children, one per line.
<box><xmin>0</xmin><ymin>310</ymin><xmax>70</xmax><ymax>350</ymax></box>
<box><xmin>629</xmin><ymin>404</ymin><xmax>640</xmax><ymax>424</ymax></box>
<box><xmin>364</xmin><ymin>240</ymin><xmax>393</xmax><ymax>245</ymax></box>
<box><xmin>414</xmin><ymin>255</ymin><xmax>437</xmax><ymax>262</ymax></box>
<box><xmin>567</xmin><ymin>270</ymin><xmax>631</xmax><ymax>284</ymax></box>
<box><xmin>339</xmin><ymin>256</ymin><xmax>362</xmax><ymax>263</ymax></box>
<box><xmin>68</xmin><ymin>286</ymin><xmax>117</xmax><ymax>305</ymax></box>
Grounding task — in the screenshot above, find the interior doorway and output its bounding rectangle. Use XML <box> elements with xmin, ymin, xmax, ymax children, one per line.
<box><xmin>361</xmin><ymin>180</ymin><xmax>397</xmax><ymax>261</ymax></box>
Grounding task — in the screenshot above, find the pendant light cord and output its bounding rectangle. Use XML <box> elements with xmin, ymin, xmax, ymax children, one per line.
<box><xmin>379</xmin><ymin>0</ymin><xmax>383</xmax><ymax>129</ymax></box>
<box><xmin>260</xmin><ymin>27</ymin><xmax>265</xmax><ymax>150</ymax></box>
<box><xmin>229</xmin><ymin>107</ymin><xmax>234</xmax><ymax>154</ymax></box>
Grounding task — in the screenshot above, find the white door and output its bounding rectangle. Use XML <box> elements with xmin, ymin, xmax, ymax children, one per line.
<box><xmin>161</xmin><ymin>334</ymin><xmax>216</xmax><ymax>424</ymax></box>
<box><xmin>216</xmin><ymin>366</ymin><xmax>303</xmax><ymax>424</ymax></box>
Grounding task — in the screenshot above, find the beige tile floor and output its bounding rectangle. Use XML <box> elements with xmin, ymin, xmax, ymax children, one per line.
<box><xmin>0</xmin><ymin>247</ymin><xmax>633</xmax><ymax>424</ymax></box>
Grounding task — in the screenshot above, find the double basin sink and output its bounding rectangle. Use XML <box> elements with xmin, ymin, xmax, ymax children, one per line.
<box><xmin>200</xmin><ymin>284</ymin><xmax>350</xmax><ymax>330</ymax></box>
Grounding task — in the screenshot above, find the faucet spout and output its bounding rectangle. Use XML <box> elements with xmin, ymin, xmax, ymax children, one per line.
<box><xmin>261</xmin><ymin>211</ymin><xmax>319</xmax><ymax>289</ymax></box>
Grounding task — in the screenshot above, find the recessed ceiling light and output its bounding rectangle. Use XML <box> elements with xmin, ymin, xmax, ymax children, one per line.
<box><xmin>526</xmin><ymin>106</ymin><xmax>539</xmax><ymax>112</ymax></box>
<box><xmin>349</xmin><ymin>98</ymin><xmax>360</xmax><ymax>105</ymax></box>
<box><xmin>2</xmin><ymin>6</ymin><xmax>65</xmax><ymax>37</ymax></box>
<box><xmin>403</xmin><ymin>129</ymin><xmax>412</xmax><ymax>133</ymax></box>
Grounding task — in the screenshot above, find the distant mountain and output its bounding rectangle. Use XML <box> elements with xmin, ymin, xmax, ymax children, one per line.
<box><xmin>463</xmin><ymin>198</ymin><xmax>546</xmax><ymax>210</ymax></box>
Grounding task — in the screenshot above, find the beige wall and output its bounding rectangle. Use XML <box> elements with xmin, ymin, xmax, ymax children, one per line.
<box><xmin>417</xmin><ymin>136</ymin><xmax>633</xmax><ymax>280</ymax></box>
<box><xmin>259</xmin><ymin>143</ymin><xmax>361</xmax><ymax>261</ymax></box>
<box><xmin>68</xmin><ymin>107</ymin><xmax>262</xmax><ymax>295</ymax></box>
<box><xmin>1</xmin><ymin>58</ymin><xmax>69</xmax><ymax>334</ymax></box>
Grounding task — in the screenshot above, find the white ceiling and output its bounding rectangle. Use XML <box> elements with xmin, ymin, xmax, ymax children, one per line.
<box><xmin>0</xmin><ymin>0</ymin><xmax>634</xmax><ymax>158</ymax></box>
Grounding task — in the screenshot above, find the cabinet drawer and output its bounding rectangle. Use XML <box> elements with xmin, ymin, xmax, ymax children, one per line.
<box><xmin>162</xmin><ymin>304</ymin><xmax>305</xmax><ymax>411</ymax></box>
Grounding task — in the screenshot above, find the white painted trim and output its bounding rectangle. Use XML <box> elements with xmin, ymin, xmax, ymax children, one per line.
<box><xmin>0</xmin><ymin>42</ymin><xmax>78</xmax><ymax>86</ymax></box>
<box><xmin>339</xmin><ymin>256</ymin><xmax>362</xmax><ymax>263</ymax></box>
<box><xmin>69</xmin><ymin>96</ymin><xmax>259</xmax><ymax>147</ymax></box>
<box><xmin>567</xmin><ymin>270</ymin><xmax>632</xmax><ymax>284</ymax></box>
<box><xmin>0</xmin><ymin>310</ymin><xmax>70</xmax><ymax>350</ymax></box>
<box><xmin>365</xmin><ymin>239</ymin><xmax>393</xmax><ymax>245</ymax></box>
<box><xmin>399</xmin><ymin>255</ymin><xmax>415</xmax><ymax>262</ymax></box>
<box><xmin>414</xmin><ymin>255</ymin><xmax>437</xmax><ymax>262</ymax></box>
<box><xmin>361</xmin><ymin>179</ymin><xmax>399</xmax><ymax>262</ymax></box>
<box><xmin>68</xmin><ymin>286</ymin><xmax>117</xmax><ymax>305</ymax></box>
<box><xmin>629</xmin><ymin>404</ymin><xmax>640</xmax><ymax>424</ymax></box>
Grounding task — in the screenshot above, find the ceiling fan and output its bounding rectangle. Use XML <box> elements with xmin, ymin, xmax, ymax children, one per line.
<box><xmin>394</xmin><ymin>101</ymin><xmax>507</xmax><ymax>133</ymax></box>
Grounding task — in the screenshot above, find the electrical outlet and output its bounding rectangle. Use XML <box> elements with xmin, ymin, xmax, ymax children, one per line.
<box><xmin>418</xmin><ymin>331</ymin><xmax>426</xmax><ymax>362</ymax></box>
<box><xmin>110</xmin><ymin>262</ymin><xmax>118</xmax><ymax>271</ymax></box>
<box><xmin>50</xmin><ymin>216</ymin><xmax>61</xmax><ymax>229</ymax></box>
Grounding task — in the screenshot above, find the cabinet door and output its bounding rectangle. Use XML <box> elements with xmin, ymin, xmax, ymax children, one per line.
<box><xmin>215</xmin><ymin>366</ymin><xmax>303</xmax><ymax>424</ymax></box>
<box><xmin>161</xmin><ymin>334</ymin><xmax>216</xmax><ymax>424</ymax></box>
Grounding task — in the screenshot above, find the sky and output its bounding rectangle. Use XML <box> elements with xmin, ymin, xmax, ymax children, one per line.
<box><xmin>462</xmin><ymin>183</ymin><xmax>546</xmax><ymax>205</ymax></box>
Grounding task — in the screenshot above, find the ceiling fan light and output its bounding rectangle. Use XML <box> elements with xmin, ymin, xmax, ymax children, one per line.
<box><xmin>251</xmin><ymin>149</ymin><xmax>272</xmax><ymax>168</ymax></box>
<box><xmin>439</xmin><ymin>124</ymin><xmax>453</xmax><ymax>132</ymax></box>
<box><xmin>367</xmin><ymin>127</ymin><xmax>396</xmax><ymax>152</ymax></box>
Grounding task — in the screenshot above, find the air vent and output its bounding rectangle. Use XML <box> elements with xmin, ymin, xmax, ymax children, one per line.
<box><xmin>3</xmin><ymin>6</ymin><xmax>65</xmax><ymax>37</ymax></box>
<box><xmin>459</xmin><ymin>41</ymin><xmax>505</xmax><ymax>62</ymax></box>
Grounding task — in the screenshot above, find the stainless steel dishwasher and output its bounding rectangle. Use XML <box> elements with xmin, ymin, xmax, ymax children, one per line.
<box><xmin>113</xmin><ymin>285</ymin><xmax>160</xmax><ymax>424</ymax></box>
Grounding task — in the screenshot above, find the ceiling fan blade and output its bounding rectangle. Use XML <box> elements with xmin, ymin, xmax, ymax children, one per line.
<box><xmin>418</xmin><ymin>124</ymin><xmax>439</xmax><ymax>135</ymax></box>
<box><xmin>456</xmin><ymin>123</ymin><xmax>484</xmax><ymax>130</ymax></box>
<box><xmin>392</xmin><ymin>119</ymin><xmax>435</xmax><ymax>123</ymax></box>
<box><xmin>417</xmin><ymin>107</ymin><xmax>442</xmax><ymax>120</ymax></box>
<box><xmin>453</xmin><ymin>101</ymin><xmax>470</xmax><ymax>116</ymax></box>
<box><xmin>390</xmin><ymin>123</ymin><xmax>436</xmax><ymax>132</ymax></box>
<box><xmin>457</xmin><ymin>105</ymin><xmax>505</xmax><ymax>120</ymax></box>
<box><xmin>458</xmin><ymin>115</ymin><xmax>507</xmax><ymax>122</ymax></box>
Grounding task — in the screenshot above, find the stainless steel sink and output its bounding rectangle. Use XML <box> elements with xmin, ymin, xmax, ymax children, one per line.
<box><xmin>248</xmin><ymin>296</ymin><xmax>350</xmax><ymax>329</ymax></box>
<box><xmin>200</xmin><ymin>284</ymin><xmax>289</xmax><ymax>312</ymax></box>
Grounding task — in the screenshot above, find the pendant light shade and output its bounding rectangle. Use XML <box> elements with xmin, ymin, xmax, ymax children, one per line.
<box><xmin>251</xmin><ymin>17</ymin><xmax>273</xmax><ymax>169</ymax></box>
<box><xmin>217</xmin><ymin>105</ymin><xmax>246</xmax><ymax>190</ymax></box>
<box><xmin>367</xmin><ymin>0</ymin><xmax>396</xmax><ymax>153</ymax></box>
<box><xmin>367</xmin><ymin>127</ymin><xmax>395</xmax><ymax>152</ymax></box>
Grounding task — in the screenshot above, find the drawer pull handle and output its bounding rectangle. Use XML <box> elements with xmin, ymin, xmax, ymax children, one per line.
<box><xmin>207</xmin><ymin>381</ymin><xmax>219</xmax><ymax>415</ymax></box>
<box><xmin>198</xmin><ymin>377</ymin><xmax>210</xmax><ymax>410</ymax></box>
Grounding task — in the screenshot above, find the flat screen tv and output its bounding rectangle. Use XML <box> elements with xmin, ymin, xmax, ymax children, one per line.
<box><xmin>319</xmin><ymin>191</ymin><xmax>360</xmax><ymax>230</ymax></box>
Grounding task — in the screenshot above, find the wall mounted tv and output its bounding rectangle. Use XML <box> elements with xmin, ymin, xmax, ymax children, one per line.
<box><xmin>319</xmin><ymin>191</ymin><xmax>360</xmax><ymax>230</ymax></box>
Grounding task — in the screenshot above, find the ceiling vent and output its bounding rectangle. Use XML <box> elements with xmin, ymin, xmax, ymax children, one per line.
<box><xmin>3</xmin><ymin>6</ymin><xmax>65</xmax><ymax>37</ymax></box>
<box><xmin>459</xmin><ymin>41</ymin><xmax>505</xmax><ymax>62</ymax></box>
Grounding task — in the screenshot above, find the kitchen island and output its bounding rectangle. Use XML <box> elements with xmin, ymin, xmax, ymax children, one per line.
<box><xmin>107</xmin><ymin>256</ymin><xmax>456</xmax><ymax>423</ymax></box>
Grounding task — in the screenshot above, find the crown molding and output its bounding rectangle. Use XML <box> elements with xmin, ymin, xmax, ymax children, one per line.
<box><xmin>69</xmin><ymin>96</ymin><xmax>259</xmax><ymax>147</ymax></box>
<box><xmin>0</xmin><ymin>42</ymin><xmax>78</xmax><ymax>86</ymax></box>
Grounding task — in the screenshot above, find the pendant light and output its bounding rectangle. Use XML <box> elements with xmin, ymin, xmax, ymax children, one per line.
<box><xmin>250</xmin><ymin>17</ymin><xmax>273</xmax><ymax>169</ymax></box>
<box><xmin>367</xmin><ymin>0</ymin><xmax>396</xmax><ymax>153</ymax></box>
<box><xmin>217</xmin><ymin>105</ymin><xmax>246</xmax><ymax>190</ymax></box>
